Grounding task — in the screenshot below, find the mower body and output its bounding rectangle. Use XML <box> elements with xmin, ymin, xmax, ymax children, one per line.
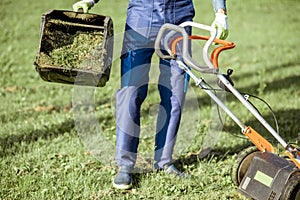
<box><xmin>238</xmin><ymin>152</ymin><xmax>298</xmax><ymax>200</ymax></box>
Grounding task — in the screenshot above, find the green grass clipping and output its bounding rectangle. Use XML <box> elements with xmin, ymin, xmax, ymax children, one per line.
<box><xmin>37</xmin><ymin>19</ymin><xmax>105</xmax><ymax>73</ymax></box>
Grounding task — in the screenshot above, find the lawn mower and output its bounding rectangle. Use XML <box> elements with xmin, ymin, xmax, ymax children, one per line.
<box><xmin>154</xmin><ymin>22</ymin><xmax>300</xmax><ymax>200</ymax></box>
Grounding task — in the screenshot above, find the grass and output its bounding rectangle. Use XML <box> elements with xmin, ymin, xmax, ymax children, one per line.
<box><xmin>1</xmin><ymin>0</ymin><xmax>300</xmax><ymax>199</ymax></box>
<box><xmin>37</xmin><ymin>29</ymin><xmax>104</xmax><ymax>70</ymax></box>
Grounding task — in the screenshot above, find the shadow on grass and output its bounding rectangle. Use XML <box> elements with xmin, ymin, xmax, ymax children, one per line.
<box><xmin>182</xmin><ymin>70</ymin><xmax>300</xmax><ymax>114</ymax></box>
<box><xmin>232</xmin><ymin>60</ymin><xmax>300</xmax><ymax>82</ymax></box>
<box><xmin>234</xmin><ymin>74</ymin><xmax>300</xmax><ymax>94</ymax></box>
<box><xmin>172</xmin><ymin>107</ymin><xmax>300</xmax><ymax>172</ymax></box>
<box><xmin>224</xmin><ymin>108</ymin><xmax>300</xmax><ymax>143</ymax></box>
<box><xmin>0</xmin><ymin>119</ymin><xmax>75</xmax><ymax>157</ymax></box>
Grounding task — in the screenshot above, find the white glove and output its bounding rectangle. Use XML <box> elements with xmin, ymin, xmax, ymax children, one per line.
<box><xmin>211</xmin><ymin>13</ymin><xmax>229</xmax><ymax>40</ymax></box>
<box><xmin>73</xmin><ymin>0</ymin><xmax>95</xmax><ymax>13</ymax></box>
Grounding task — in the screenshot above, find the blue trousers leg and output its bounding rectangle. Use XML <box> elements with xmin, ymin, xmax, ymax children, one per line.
<box><xmin>115</xmin><ymin>49</ymin><xmax>153</xmax><ymax>170</ymax></box>
<box><xmin>115</xmin><ymin>49</ymin><xmax>186</xmax><ymax>170</ymax></box>
<box><xmin>154</xmin><ymin>59</ymin><xmax>186</xmax><ymax>169</ymax></box>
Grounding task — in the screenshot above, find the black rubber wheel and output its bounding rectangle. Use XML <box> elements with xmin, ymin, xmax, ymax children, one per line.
<box><xmin>231</xmin><ymin>146</ymin><xmax>261</xmax><ymax>186</ymax></box>
<box><xmin>280</xmin><ymin>171</ymin><xmax>300</xmax><ymax>200</ymax></box>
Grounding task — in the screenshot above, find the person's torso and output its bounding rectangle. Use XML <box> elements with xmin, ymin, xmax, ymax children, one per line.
<box><xmin>123</xmin><ymin>0</ymin><xmax>195</xmax><ymax>51</ymax></box>
<box><xmin>127</xmin><ymin>0</ymin><xmax>195</xmax><ymax>25</ymax></box>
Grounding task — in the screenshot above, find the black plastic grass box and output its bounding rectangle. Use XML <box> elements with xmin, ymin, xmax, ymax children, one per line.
<box><xmin>34</xmin><ymin>10</ymin><xmax>113</xmax><ymax>87</ymax></box>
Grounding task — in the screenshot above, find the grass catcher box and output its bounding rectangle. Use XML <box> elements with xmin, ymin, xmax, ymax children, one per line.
<box><xmin>34</xmin><ymin>10</ymin><xmax>113</xmax><ymax>87</ymax></box>
<box><xmin>238</xmin><ymin>152</ymin><xmax>299</xmax><ymax>200</ymax></box>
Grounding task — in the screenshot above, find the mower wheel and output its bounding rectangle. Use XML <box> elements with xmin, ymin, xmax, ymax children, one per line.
<box><xmin>231</xmin><ymin>146</ymin><xmax>261</xmax><ymax>186</ymax></box>
<box><xmin>280</xmin><ymin>171</ymin><xmax>300</xmax><ymax>200</ymax></box>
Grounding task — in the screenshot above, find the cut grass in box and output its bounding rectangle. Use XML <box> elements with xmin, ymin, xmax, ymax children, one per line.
<box><xmin>34</xmin><ymin>10</ymin><xmax>113</xmax><ymax>87</ymax></box>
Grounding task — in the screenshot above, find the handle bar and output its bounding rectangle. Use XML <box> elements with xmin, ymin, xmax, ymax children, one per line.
<box><xmin>155</xmin><ymin>24</ymin><xmax>188</xmax><ymax>60</ymax></box>
<box><xmin>154</xmin><ymin>22</ymin><xmax>235</xmax><ymax>73</ymax></box>
<box><xmin>171</xmin><ymin>35</ymin><xmax>235</xmax><ymax>68</ymax></box>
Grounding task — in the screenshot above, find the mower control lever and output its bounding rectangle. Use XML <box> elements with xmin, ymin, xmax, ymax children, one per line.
<box><xmin>217</xmin><ymin>69</ymin><xmax>234</xmax><ymax>92</ymax></box>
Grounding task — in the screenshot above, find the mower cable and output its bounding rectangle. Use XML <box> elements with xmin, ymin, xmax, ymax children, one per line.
<box><xmin>200</xmin><ymin>83</ymin><xmax>280</xmax><ymax>142</ymax></box>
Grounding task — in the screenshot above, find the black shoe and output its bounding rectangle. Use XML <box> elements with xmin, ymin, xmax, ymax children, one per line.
<box><xmin>113</xmin><ymin>169</ymin><xmax>132</xmax><ymax>190</ymax></box>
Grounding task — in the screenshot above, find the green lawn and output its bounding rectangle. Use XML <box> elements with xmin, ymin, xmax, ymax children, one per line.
<box><xmin>1</xmin><ymin>0</ymin><xmax>300</xmax><ymax>199</ymax></box>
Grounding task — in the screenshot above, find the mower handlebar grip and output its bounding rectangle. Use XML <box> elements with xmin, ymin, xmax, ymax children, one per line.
<box><xmin>154</xmin><ymin>23</ymin><xmax>218</xmax><ymax>73</ymax></box>
<box><xmin>155</xmin><ymin>22</ymin><xmax>235</xmax><ymax>72</ymax></box>
<box><xmin>170</xmin><ymin>35</ymin><xmax>235</xmax><ymax>68</ymax></box>
<box><xmin>154</xmin><ymin>23</ymin><xmax>187</xmax><ymax>60</ymax></box>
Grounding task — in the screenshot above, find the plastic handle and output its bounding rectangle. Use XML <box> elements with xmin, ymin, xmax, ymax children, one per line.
<box><xmin>170</xmin><ymin>35</ymin><xmax>235</xmax><ymax>68</ymax></box>
<box><xmin>179</xmin><ymin>21</ymin><xmax>216</xmax><ymax>69</ymax></box>
<box><xmin>155</xmin><ymin>22</ymin><xmax>235</xmax><ymax>73</ymax></box>
<box><xmin>154</xmin><ymin>23</ymin><xmax>218</xmax><ymax>73</ymax></box>
<box><xmin>179</xmin><ymin>21</ymin><xmax>235</xmax><ymax>68</ymax></box>
<box><xmin>154</xmin><ymin>23</ymin><xmax>188</xmax><ymax>59</ymax></box>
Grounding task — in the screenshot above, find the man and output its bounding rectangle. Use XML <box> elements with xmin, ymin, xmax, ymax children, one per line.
<box><xmin>73</xmin><ymin>0</ymin><xmax>228</xmax><ymax>190</ymax></box>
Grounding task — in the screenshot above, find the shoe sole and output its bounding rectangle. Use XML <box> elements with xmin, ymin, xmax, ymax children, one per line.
<box><xmin>112</xmin><ymin>182</ymin><xmax>132</xmax><ymax>190</ymax></box>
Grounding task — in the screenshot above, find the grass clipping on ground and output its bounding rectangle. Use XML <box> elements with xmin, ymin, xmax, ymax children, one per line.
<box><xmin>37</xmin><ymin>19</ymin><xmax>105</xmax><ymax>73</ymax></box>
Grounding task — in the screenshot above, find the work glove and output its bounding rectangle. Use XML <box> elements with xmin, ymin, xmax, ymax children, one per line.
<box><xmin>211</xmin><ymin>13</ymin><xmax>229</xmax><ymax>40</ymax></box>
<box><xmin>73</xmin><ymin>0</ymin><xmax>95</xmax><ymax>13</ymax></box>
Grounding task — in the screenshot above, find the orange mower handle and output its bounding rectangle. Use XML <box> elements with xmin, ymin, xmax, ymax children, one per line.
<box><xmin>171</xmin><ymin>35</ymin><xmax>235</xmax><ymax>68</ymax></box>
